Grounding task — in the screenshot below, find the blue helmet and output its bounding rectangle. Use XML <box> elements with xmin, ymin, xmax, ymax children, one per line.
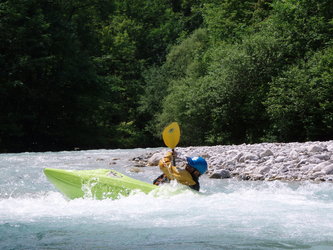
<box><xmin>186</xmin><ymin>156</ymin><xmax>208</xmax><ymax>174</ymax></box>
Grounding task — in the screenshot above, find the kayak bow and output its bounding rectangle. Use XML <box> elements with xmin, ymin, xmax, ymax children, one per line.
<box><xmin>44</xmin><ymin>168</ymin><xmax>157</xmax><ymax>200</ymax></box>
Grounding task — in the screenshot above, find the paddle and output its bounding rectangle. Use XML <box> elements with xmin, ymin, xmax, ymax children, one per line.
<box><xmin>162</xmin><ymin>122</ymin><xmax>180</xmax><ymax>166</ymax></box>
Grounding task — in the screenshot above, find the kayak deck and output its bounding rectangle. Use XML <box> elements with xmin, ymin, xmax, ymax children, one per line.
<box><xmin>44</xmin><ymin>168</ymin><xmax>157</xmax><ymax>200</ymax></box>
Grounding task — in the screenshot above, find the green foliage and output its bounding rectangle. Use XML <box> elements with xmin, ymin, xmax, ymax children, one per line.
<box><xmin>144</xmin><ymin>29</ymin><xmax>210</xmax><ymax>143</ymax></box>
<box><xmin>202</xmin><ymin>0</ymin><xmax>258</xmax><ymax>43</ymax></box>
<box><xmin>265</xmin><ymin>46</ymin><xmax>333</xmax><ymax>141</ymax></box>
<box><xmin>1</xmin><ymin>0</ymin><xmax>332</xmax><ymax>152</ymax></box>
<box><xmin>164</xmin><ymin>28</ymin><xmax>209</xmax><ymax>78</ymax></box>
<box><xmin>269</xmin><ymin>0</ymin><xmax>333</xmax><ymax>56</ymax></box>
<box><xmin>147</xmin><ymin>0</ymin><xmax>333</xmax><ymax>145</ymax></box>
<box><xmin>0</xmin><ymin>0</ymin><xmax>200</xmax><ymax>152</ymax></box>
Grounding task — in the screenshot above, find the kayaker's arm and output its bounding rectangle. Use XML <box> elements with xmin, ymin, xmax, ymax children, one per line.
<box><xmin>158</xmin><ymin>152</ymin><xmax>196</xmax><ymax>186</ymax></box>
<box><xmin>158</xmin><ymin>151</ymin><xmax>174</xmax><ymax>169</ymax></box>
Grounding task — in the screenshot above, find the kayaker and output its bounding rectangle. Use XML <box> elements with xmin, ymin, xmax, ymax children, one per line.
<box><xmin>153</xmin><ymin>151</ymin><xmax>207</xmax><ymax>191</ymax></box>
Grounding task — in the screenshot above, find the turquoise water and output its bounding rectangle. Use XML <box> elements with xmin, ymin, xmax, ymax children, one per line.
<box><xmin>1</xmin><ymin>149</ymin><xmax>333</xmax><ymax>249</ymax></box>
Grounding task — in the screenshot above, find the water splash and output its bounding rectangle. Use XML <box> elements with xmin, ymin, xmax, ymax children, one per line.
<box><xmin>1</xmin><ymin>149</ymin><xmax>333</xmax><ymax>249</ymax></box>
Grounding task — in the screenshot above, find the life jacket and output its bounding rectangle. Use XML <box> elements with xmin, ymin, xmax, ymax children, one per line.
<box><xmin>154</xmin><ymin>152</ymin><xmax>200</xmax><ymax>191</ymax></box>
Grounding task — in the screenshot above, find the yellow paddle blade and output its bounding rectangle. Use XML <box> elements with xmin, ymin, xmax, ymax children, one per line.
<box><xmin>162</xmin><ymin>122</ymin><xmax>180</xmax><ymax>149</ymax></box>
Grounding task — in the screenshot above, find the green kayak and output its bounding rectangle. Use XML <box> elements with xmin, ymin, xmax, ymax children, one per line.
<box><xmin>44</xmin><ymin>168</ymin><xmax>158</xmax><ymax>200</ymax></box>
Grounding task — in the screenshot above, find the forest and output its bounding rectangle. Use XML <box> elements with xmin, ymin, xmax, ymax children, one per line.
<box><xmin>0</xmin><ymin>0</ymin><xmax>332</xmax><ymax>152</ymax></box>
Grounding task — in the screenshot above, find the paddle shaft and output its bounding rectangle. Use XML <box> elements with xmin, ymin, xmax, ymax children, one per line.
<box><xmin>172</xmin><ymin>149</ymin><xmax>176</xmax><ymax>166</ymax></box>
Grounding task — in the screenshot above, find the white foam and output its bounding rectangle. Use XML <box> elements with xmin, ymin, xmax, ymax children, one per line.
<box><xmin>1</xmin><ymin>149</ymin><xmax>333</xmax><ymax>245</ymax></box>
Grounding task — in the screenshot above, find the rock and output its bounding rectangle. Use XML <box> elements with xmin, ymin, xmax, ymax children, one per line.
<box><xmin>308</xmin><ymin>145</ymin><xmax>324</xmax><ymax>153</ymax></box>
<box><xmin>139</xmin><ymin>140</ymin><xmax>333</xmax><ymax>182</ymax></box>
<box><xmin>257</xmin><ymin>165</ymin><xmax>271</xmax><ymax>175</ymax></box>
<box><xmin>300</xmin><ymin>165</ymin><xmax>311</xmax><ymax>172</ymax></box>
<box><xmin>225</xmin><ymin>150</ymin><xmax>240</xmax><ymax>161</ymax></box>
<box><xmin>263</xmin><ymin>158</ymin><xmax>274</xmax><ymax>166</ymax></box>
<box><xmin>296</xmin><ymin>159</ymin><xmax>307</xmax><ymax>168</ymax></box>
<box><xmin>210</xmin><ymin>169</ymin><xmax>231</xmax><ymax>179</ymax></box>
<box><xmin>234</xmin><ymin>152</ymin><xmax>244</xmax><ymax>162</ymax></box>
<box><xmin>147</xmin><ymin>152</ymin><xmax>164</xmax><ymax>166</ymax></box>
<box><xmin>327</xmin><ymin>143</ymin><xmax>333</xmax><ymax>152</ymax></box>
<box><xmin>129</xmin><ymin>167</ymin><xmax>144</xmax><ymax>173</ymax></box>
<box><xmin>308</xmin><ymin>157</ymin><xmax>323</xmax><ymax>164</ymax></box>
<box><xmin>222</xmin><ymin>161</ymin><xmax>236</xmax><ymax>170</ymax></box>
<box><xmin>283</xmin><ymin>159</ymin><xmax>297</xmax><ymax>167</ymax></box>
<box><xmin>239</xmin><ymin>153</ymin><xmax>259</xmax><ymax>162</ymax></box>
<box><xmin>133</xmin><ymin>164</ymin><xmax>146</xmax><ymax>168</ymax></box>
<box><xmin>314</xmin><ymin>177</ymin><xmax>326</xmax><ymax>182</ymax></box>
<box><xmin>251</xmin><ymin>174</ymin><xmax>264</xmax><ymax>181</ymax></box>
<box><xmin>222</xmin><ymin>151</ymin><xmax>242</xmax><ymax>163</ymax></box>
<box><xmin>322</xmin><ymin>164</ymin><xmax>333</xmax><ymax>175</ymax></box>
<box><xmin>311</xmin><ymin>172</ymin><xmax>324</xmax><ymax>179</ymax></box>
<box><xmin>326</xmin><ymin>176</ymin><xmax>333</xmax><ymax>181</ymax></box>
<box><xmin>279</xmin><ymin>165</ymin><xmax>290</xmax><ymax>173</ymax></box>
<box><xmin>239</xmin><ymin>174</ymin><xmax>251</xmax><ymax>180</ymax></box>
<box><xmin>275</xmin><ymin>156</ymin><xmax>285</xmax><ymax>163</ymax></box>
<box><xmin>312</xmin><ymin>161</ymin><xmax>331</xmax><ymax>172</ymax></box>
<box><xmin>289</xmin><ymin>150</ymin><xmax>299</xmax><ymax>160</ymax></box>
<box><xmin>260</xmin><ymin>149</ymin><xmax>273</xmax><ymax>158</ymax></box>
<box><xmin>210</xmin><ymin>158</ymin><xmax>224</xmax><ymax>167</ymax></box>
<box><xmin>313</xmin><ymin>153</ymin><xmax>330</xmax><ymax>161</ymax></box>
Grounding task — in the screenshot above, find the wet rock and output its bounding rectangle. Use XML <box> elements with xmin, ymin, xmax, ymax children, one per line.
<box><xmin>326</xmin><ymin>176</ymin><xmax>333</xmax><ymax>181</ymax></box>
<box><xmin>311</xmin><ymin>172</ymin><xmax>325</xmax><ymax>179</ymax></box>
<box><xmin>129</xmin><ymin>167</ymin><xmax>144</xmax><ymax>173</ymax></box>
<box><xmin>133</xmin><ymin>164</ymin><xmax>146</xmax><ymax>168</ymax></box>
<box><xmin>251</xmin><ymin>174</ymin><xmax>264</xmax><ymax>181</ymax></box>
<box><xmin>209</xmin><ymin>169</ymin><xmax>231</xmax><ymax>179</ymax></box>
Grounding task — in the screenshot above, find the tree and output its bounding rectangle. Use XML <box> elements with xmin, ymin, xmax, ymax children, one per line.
<box><xmin>0</xmin><ymin>0</ymin><xmax>106</xmax><ymax>151</ymax></box>
<box><xmin>202</xmin><ymin>0</ymin><xmax>258</xmax><ymax>43</ymax></box>
<box><xmin>265</xmin><ymin>46</ymin><xmax>333</xmax><ymax>141</ymax></box>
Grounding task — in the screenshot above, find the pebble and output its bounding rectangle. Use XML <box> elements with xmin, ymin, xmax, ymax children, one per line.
<box><xmin>139</xmin><ymin>140</ymin><xmax>333</xmax><ymax>182</ymax></box>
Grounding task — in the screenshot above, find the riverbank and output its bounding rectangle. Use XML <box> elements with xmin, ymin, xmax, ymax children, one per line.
<box><xmin>134</xmin><ymin>140</ymin><xmax>333</xmax><ymax>182</ymax></box>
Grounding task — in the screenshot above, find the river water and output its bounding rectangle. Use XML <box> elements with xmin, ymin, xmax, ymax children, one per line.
<box><xmin>0</xmin><ymin>148</ymin><xmax>333</xmax><ymax>249</ymax></box>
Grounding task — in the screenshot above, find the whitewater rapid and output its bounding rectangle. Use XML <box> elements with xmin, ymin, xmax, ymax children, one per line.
<box><xmin>1</xmin><ymin>148</ymin><xmax>333</xmax><ymax>249</ymax></box>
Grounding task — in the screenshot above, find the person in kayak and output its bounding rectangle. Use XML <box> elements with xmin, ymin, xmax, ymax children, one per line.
<box><xmin>153</xmin><ymin>151</ymin><xmax>208</xmax><ymax>191</ymax></box>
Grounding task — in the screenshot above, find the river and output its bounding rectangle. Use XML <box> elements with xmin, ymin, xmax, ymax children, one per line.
<box><xmin>1</xmin><ymin>148</ymin><xmax>333</xmax><ymax>249</ymax></box>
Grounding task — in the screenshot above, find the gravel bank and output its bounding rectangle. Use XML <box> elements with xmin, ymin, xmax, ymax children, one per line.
<box><xmin>134</xmin><ymin>140</ymin><xmax>333</xmax><ymax>182</ymax></box>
